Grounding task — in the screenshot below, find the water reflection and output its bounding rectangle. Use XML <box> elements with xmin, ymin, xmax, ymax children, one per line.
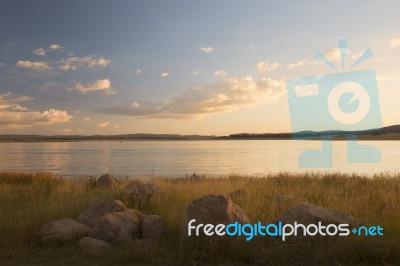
<box><xmin>0</xmin><ymin>140</ymin><xmax>399</xmax><ymax>177</ymax></box>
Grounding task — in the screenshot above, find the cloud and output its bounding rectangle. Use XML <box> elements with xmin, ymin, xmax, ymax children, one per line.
<box><xmin>160</xmin><ymin>72</ymin><xmax>169</xmax><ymax>77</ymax></box>
<box><xmin>113</xmin><ymin>124</ymin><xmax>120</xmax><ymax>129</ymax></box>
<box><xmin>16</xmin><ymin>60</ymin><xmax>51</xmax><ymax>70</ymax></box>
<box><xmin>83</xmin><ymin>117</ymin><xmax>91</xmax><ymax>121</ymax></box>
<box><xmin>323</xmin><ymin>48</ymin><xmax>341</xmax><ymax>61</ymax></box>
<box><xmin>214</xmin><ymin>70</ymin><xmax>228</xmax><ymax>77</ymax></box>
<box><xmin>0</xmin><ymin>62</ymin><xmax>5</xmax><ymax>68</ymax></box>
<box><xmin>390</xmin><ymin>36</ymin><xmax>400</xmax><ymax>48</ymax></box>
<box><xmin>97</xmin><ymin>121</ymin><xmax>109</xmax><ymax>128</ymax></box>
<box><xmin>136</xmin><ymin>68</ymin><xmax>142</xmax><ymax>74</ymax></box>
<box><xmin>0</xmin><ymin>92</ymin><xmax>71</xmax><ymax>128</ymax></box>
<box><xmin>256</xmin><ymin>61</ymin><xmax>279</xmax><ymax>72</ymax></box>
<box><xmin>34</xmin><ymin>48</ymin><xmax>46</xmax><ymax>56</ymax></box>
<box><xmin>59</xmin><ymin>55</ymin><xmax>111</xmax><ymax>71</ymax></box>
<box><xmin>287</xmin><ymin>60</ymin><xmax>307</xmax><ymax>68</ymax></box>
<box><xmin>67</xmin><ymin>79</ymin><xmax>114</xmax><ymax>95</ymax></box>
<box><xmin>49</xmin><ymin>44</ymin><xmax>63</xmax><ymax>50</ymax></box>
<box><xmin>96</xmin><ymin>76</ymin><xmax>284</xmax><ymax>119</ymax></box>
<box><xmin>200</xmin><ymin>46</ymin><xmax>215</xmax><ymax>53</ymax></box>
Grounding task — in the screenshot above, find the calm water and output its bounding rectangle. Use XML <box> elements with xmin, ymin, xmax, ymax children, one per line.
<box><xmin>0</xmin><ymin>140</ymin><xmax>399</xmax><ymax>177</ymax></box>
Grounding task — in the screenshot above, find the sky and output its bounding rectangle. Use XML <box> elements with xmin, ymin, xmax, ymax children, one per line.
<box><xmin>0</xmin><ymin>0</ymin><xmax>399</xmax><ymax>136</ymax></box>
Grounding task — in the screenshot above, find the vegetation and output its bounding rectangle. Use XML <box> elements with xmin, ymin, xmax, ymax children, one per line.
<box><xmin>1</xmin><ymin>171</ymin><xmax>400</xmax><ymax>265</ymax></box>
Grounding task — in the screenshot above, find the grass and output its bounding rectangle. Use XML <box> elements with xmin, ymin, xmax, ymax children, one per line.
<box><xmin>1</xmin><ymin>171</ymin><xmax>400</xmax><ymax>265</ymax></box>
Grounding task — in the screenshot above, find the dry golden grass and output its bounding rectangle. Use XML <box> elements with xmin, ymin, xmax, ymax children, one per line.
<box><xmin>1</xmin><ymin>171</ymin><xmax>400</xmax><ymax>265</ymax></box>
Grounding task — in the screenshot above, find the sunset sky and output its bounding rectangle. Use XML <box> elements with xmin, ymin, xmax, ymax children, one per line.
<box><xmin>0</xmin><ymin>0</ymin><xmax>399</xmax><ymax>135</ymax></box>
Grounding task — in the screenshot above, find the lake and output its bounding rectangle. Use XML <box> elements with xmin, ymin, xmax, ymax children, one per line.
<box><xmin>0</xmin><ymin>140</ymin><xmax>399</xmax><ymax>177</ymax></box>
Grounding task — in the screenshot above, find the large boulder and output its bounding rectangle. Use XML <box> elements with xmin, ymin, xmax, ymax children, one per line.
<box><xmin>77</xmin><ymin>199</ymin><xmax>127</xmax><ymax>227</ymax></box>
<box><xmin>97</xmin><ymin>174</ymin><xmax>117</xmax><ymax>188</ymax></box>
<box><xmin>182</xmin><ymin>194</ymin><xmax>249</xmax><ymax>236</ymax></box>
<box><xmin>77</xmin><ymin>237</ymin><xmax>111</xmax><ymax>256</ymax></box>
<box><xmin>90</xmin><ymin>209</ymin><xmax>145</xmax><ymax>242</ymax></box>
<box><xmin>142</xmin><ymin>215</ymin><xmax>165</xmax><ymax>240</ymax></box>
<box><xmin>274</xmin><ymin>202</ymin><xmax>357</xmax><ymax>225</ymax></box>
<box><xmin>123</xmin><ymin>180</ymin><xmax>160</xmax><ymax>208</ymax></box>
<box><xmin>37</xmin><ymin>218</ymin><xmax>91</xmax><ymax>245</ymax></box>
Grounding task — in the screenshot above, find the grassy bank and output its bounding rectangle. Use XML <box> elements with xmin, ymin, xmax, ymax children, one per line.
<box><xmin>1</xmin><ymin>172</ymin><xmax>400</xmax><ymax>265</ymax></box>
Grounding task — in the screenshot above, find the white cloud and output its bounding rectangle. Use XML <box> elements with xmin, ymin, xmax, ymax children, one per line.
<box><xmin>96</xmin><ymin>76</ymin><xmax>285</xmax><ymax>119</ymax></box>
<box><xmin>214</xmin><ymin>70</ymin><xmax>228</xmax><ymax>77</ymax></box>
<box><xmin>0</xmin><ymin>92</ymin><xmax>71</xmax><ymax>128</ymax></box>
<box><xmin>83</xmin><ymin>116</ymin><xmax>91</xmax><ymax>121</ymax></box>
<box><xmin>49</xmin><ymin>44</ymin><xmax>63</xmax><ymax>50</ymax></box>
<box><xmin>256</xmin><ymin>61</ymin><xmax>279</xmax><ymax>72</ymax></box>
<box><xmin>287</xmin><ymin>60</ymin><xmax>307</xmax><ymax>68</ymax></box>
<box><xmin>136</xmin><ymin>68</ymin><xmax>142</xmax><ymax>74</ymax></box>
<box><xmin>59</xmin><ymin>55</ymin><xmax>111</xmax><ymax>71</ymax></box>
<box><xmin>97</xmin><ymin>121</ymin><xmax>109</xmax><ymax>128</ymax></box>
<box><xmin>34</xmin><ymin>48</ymin><xmax>46</xmax><ymax>56</ymax></box>
<box><xmin>160</xmin><ymin>72</ymin><xmax>169</xmax><ymax>77</ymax></box>
<box><xmin>113</xmin><ymin>124</ymin><xmax>120</xmax><ymax>129</ymax></box>
<box><xmin>390</xmin><ymin>36</ymin><xmax>400</xmax><ymax>48</ymax></box>
<box><xmin>323</xmin><ymin>48</ymin><xmax>341</xmax><ymax>61</ymax></box>
<box><xmin>200</xmin><ymin>46</ymin><xmax>215</xmax><ymax>53</ymax></box>
<box><xmin>67</xmin><ymin>79</ymin><xmax>114</xmax><ymax>95</ymax></box>
<box><xmin>192</xmin><ymin>70</ymin><xmax>199</xmax><ymax>75</ymax></box>
<box><xmin>16</xmin><ymin>60</ymin><xmax>51</xmax><ymax>70</ymax></box>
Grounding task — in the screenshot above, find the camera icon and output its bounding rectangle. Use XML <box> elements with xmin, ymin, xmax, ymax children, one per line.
<box><xmin>286</xmin><ymin>68</ymin><xmax>382</xmax><ymax>168</ymax></box>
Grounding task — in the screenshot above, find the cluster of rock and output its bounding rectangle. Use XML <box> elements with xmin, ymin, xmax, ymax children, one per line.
<box><xmin>37</xmin><ymin>179</ymin><xmax>358</xmax><ymax>256</ymax></box>
<box><xmin>37</xmin><ymin>199</ymin><xmax>164</xmax><ymax>256</ymax></box>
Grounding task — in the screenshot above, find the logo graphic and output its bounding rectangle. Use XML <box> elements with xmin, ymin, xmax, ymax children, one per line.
<box><xmin>286</xmin><ymin>39</ymin><xmax>382</xmax><ymax>168</ymax></box>
<box><xmin>187</xmin><ymin>219</ymin><xmax>384</xmax><ymax>241</ymax></box>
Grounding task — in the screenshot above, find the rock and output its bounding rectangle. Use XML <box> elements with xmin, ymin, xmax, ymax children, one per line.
<box><xmin>142</xmin><ymin>215</ymin><xmax>165</xmax><ymax>239</ymax></box>
<box><xmin>274</xmin><ymin>202</ymin><xmax>357</xmax><ymax>225</ymax></box>
<box><xmin>97</xmin><ymin>174</ymin><xmax>117</xmax><ymax>188</ymax></box>
<box><xmin>182</xmin><ymin>194</ymin><xmax>249</xmax><ymax>236</ymax></box>
<box><xmin>77</xmin><ymin>237</ymin><xmax>111</xmax><ymax>256</ymax></box>
<box><xmin>77</xmin><ymin>199</ymin><xmax>127</xmax><ymax>227</ymax></box>
<box><xmin>90</xmin><ymin>209</ymin><xmax>145</xmax><ymax>242</ymax></box>
<box><xmin>37</xmin><ymin>218</ymin><xmax>91</xmax><ymax>245</ymax></box>
<box><xmin>123</xmin><ymin>180</ymin><xmax>160</xmax><ymax>208</ymax></box>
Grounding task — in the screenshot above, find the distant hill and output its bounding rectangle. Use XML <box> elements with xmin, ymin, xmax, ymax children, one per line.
<box><xmin>0</xmin><ymin>134</ymin><xmax>215</xmax><ymax>141</ymax></box>
<box><xmin>1</xmin><ymin>124</ymin><xmax>399</xmax><ymax>141</ymax></box>
<box><xmin>219</xmin><ymin>124</ymin><xmax>400</xmax><ymax>140</ymax></box>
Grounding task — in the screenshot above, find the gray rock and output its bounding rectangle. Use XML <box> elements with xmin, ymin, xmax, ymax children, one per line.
<box><xmin>77</xmin><ymin>199</ymin><xmax>127</xmax><ymax>227</ymax></box>
<box><xmin>182</xmin><ymin>194</ymin><xmax>249</xmax><ymax>236</ymax></box>
<box><xmin>97</xmin><ymin>174</ymin><xmax>117</xmax><ymax>188</ymax></box>
<box><xmin>90</xmin><ymin>209</ymin><xmax>145</xmax><ymax>242</ymax></box>
<box><xmin>123</xmin><ymin>180</ymin><xmax>160</xmax><ymax>208</ymax></box>
<box><xmin>274</xmin><ymin>202</ymin><xmax>357</xmax><ymax>225</ymax></box>
<box><xmin>77</xmin><ymin>237</ymin><xmax>111</xmax><ymax>256</ymax></box>
<box><xmin>142</xmin><ymin>215</ymin><xmax>165</xmax><ymax>239</ymax></box>
<box><xmin>37</xmin><ymin>218</ymin><xmax>91</xmax><ymax>245</ymax></box>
